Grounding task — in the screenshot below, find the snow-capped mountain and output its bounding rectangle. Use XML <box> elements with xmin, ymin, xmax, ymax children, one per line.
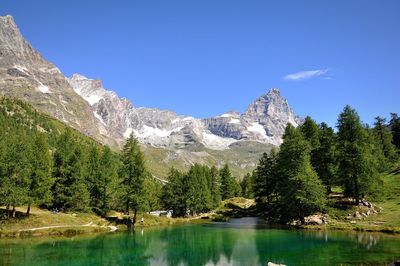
<box><xmin>67</xmin><ymin>74</ymin><xmax>301</xmax><ymax>150</ymax></box>
<box><xmin>0</xmin><ymin>14</ymin><xmax>301</xmax><ymax>176</ymax></box>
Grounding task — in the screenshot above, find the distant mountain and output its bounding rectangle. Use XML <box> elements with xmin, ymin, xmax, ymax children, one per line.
<box><xmin>67</xmin><ymin>74</ymin><xmax>301</xmax><ymax>149</ymax></box>
<box><xmin>0</xmin><ymin>15</ymin><xmax>301</xmax><ymax>177</ymax></box>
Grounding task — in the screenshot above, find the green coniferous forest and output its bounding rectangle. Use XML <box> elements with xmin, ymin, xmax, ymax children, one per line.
<box><xmin>1</xmin><ymin>97</ymin><xmax>400</xmax><ymax>226</ymax></box>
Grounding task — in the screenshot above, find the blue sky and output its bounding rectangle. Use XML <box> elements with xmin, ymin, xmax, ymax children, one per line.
<box><xmin>1</xmin><ymin>0</ymin><xmax>399</xmax><ymax>127</ymax></box>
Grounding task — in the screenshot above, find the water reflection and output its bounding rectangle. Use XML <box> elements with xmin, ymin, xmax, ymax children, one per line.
<box><xmin>0</xmin><ymin>222</ymin><xmax>399</xmax><ymax>266</ymax></box>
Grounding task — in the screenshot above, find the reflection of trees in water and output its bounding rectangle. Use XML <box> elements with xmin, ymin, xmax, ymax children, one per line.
<box><xmin>1</xmin><ymin>226</ymin><xmax>400</xmax><ymax>265</ymax></box>
<box><xmin>255</xmin><ymin>229</ymin><xmax>400</xmax><ymax>265</ymax></box>
<box><xmin>0</xmin><ymin>230</ymin><xmax>151</xmax><ymax>266</ymax></box>
<box><xmin>158</xmin><ymin>224</ymin><xmax>239</xmax><ymax>266</ymax></box>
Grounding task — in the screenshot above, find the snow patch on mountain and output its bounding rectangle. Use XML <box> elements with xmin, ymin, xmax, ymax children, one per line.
<box><xmin>93</xmin><ymin>111</ymin><xmax>106</xmax><ymax>125</ymax></box>
<box><xmin>247</xmin><ymin>122</ymin><xmax>266</xmax><ymax>135</ymax></box>
<box><xmin>201</xmin><ymin>131</ymin><xmax>237</xmax><ymax>150</ymax></box>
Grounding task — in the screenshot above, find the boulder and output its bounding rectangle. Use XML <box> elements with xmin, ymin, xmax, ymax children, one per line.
<box><xmin>267</xmin><ymin>262</ymin><xmax>287</xmax><ymax>266</ymax></box>
<box><xmin>304</xmin><ymin>214</ymin><xmax>324</xmax><ymax>225</ymax></box>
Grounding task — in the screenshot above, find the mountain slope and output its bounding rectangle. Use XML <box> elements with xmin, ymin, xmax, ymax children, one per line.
<box><xmin>0</xmin><ymin>15</ymin><xmax>301</xmax><ymax>178</ymax></box>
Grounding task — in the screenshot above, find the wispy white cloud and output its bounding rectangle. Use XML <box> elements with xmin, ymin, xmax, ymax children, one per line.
<box><xmin>284</xmin><ymin>68</ymin><xmax>330</xmax><ymax>81</ymax></box>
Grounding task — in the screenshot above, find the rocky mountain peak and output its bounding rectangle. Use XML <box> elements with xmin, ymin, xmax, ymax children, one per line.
<box><xmin>244</xmin><ymin>88</ymin><xmax>289</xmax><ymax>119</ymax></box>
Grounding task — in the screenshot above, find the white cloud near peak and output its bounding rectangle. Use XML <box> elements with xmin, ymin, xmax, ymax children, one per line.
<box><xmin>284</xmin><ymin>69</ymin><xmax>330</xmax><ymax>81</ymax></box>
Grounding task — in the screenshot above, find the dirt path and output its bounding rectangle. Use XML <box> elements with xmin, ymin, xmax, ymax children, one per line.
<box><xmin>19</xmin><ymin>222</ymin><xmax>117</xmax><ymax>232</ymax></box>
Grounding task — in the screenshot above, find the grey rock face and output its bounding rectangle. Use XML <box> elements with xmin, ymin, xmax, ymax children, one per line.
<box><xmin>68</xmin><ymin>72</ymin><xmax>300</xmax><ymax>148</ymax></box>
<box><xmin>0</xmin><ymin>15</ymin><xmax>301</xmax><ymax>152</ymax></box>
<box><xmin>0</xmin><ymin>15</ymin><xmax>111</xmax><ymax>144</ymax></box>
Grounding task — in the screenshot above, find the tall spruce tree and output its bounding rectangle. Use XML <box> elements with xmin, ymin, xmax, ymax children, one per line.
<box><xmin>87</xmin><ymin>144</ymin><xmax>102</xmax><ymax>210</ymax></box>
<box><xmin>314</xmin><ymin>122</ymin><xmax>337</xmax><ymax>193</ymax></box>
<box><xmin>120</xmin><ymin>133</ymin><xmax>146</xmax><ymax>224</ymax></box>
<box><xmin>240</xmin><ymin>173</ymin><xmax>254</xmax><ymax>199</ymax></box>
<box><xmin>389</xmin><ymin>113</ymin><xmax>400</xmax><ymax>151</ymax></box>
<box><xmin>209</xmin><ymin>166</ymin><xmax>222</xmax><ymax>209</ymax></box>
<box><xmin>186</xmin><ymin>164</ymin><xmax>213</xmax><ymax>215</ymax></box>
<box><xmin>27</xmin><ymin>132</ymin><xmax>54</xmax><ymax>215</ymax></box>
<box><xmin>336</xmin><ymin>105</ymin><xmax>380</xmax><ymax>204</ymax></box>
<box><xmin>373</xmin><ymin>117</ymin><xmax>397</xmax><ymax>164</ymax></box>
<box><xmin>253</xmin><ymin>150</ymin><xmax>278</xmax><ymax>215</ymax></box>
<box><xmin>1</xmin><ymin>129</ymin><xmax>32</xmax><ymax>217</ymax></box>
<box><xmin>161</xmin><ymin>168</ymin><xmax>188</xmax><ymax>217</ymax></box>
<box><xmin>219</xmin><ymin>164</ymin><xmax>236</xmax><ymax>200</ymax></box>
<box><xmin>277</xmin><ymin>124</ymin><xmax>326</xmax><ymax>223</ymax></box>
<box><xmin>52</xmin><ymin>129</ymin><xmax>90</xmax><ymax>211</ymax></box>
<box><xmin>97</xmin><ymin>146</ymin><xmax>118</xmax><ymax>215</ymax></box>
<box><xmin>142</xmin><ymin>177</ymin><xmax>162</xmax><ymax>212</ymax></box>
<box><xmin>300</xmin><ymin>116</ymin><xmax>321</xmax><ymax>169</ymax></box>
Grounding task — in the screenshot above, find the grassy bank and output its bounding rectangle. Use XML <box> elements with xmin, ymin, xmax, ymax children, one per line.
<box><xmin>303</xmin><ymin>164</ymin><xmax>400</xmax><ymax>234</ymax></box>
<box><xmin>0</xmin><ymin>207</ymin><xmax>203</xmax><ymax>238</ymax></box>
<box><xmin>212</xmin><ymin>166</ymin><xmax>400</xmax><ymax>234</ymax></box>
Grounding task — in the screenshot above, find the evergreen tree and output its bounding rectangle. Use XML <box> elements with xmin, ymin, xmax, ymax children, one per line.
<box><xmin>372</xmin><ymin>116</ymin><xmax>397</xmax><ymax>164</ymax></box>
<box><xmin>161</xmin><ymin>168</ymin><xmax>188</xmax><ymax>217</ymax></box>
<box><xmin>52</xmin><ymin>129</ymin><xmax>90</xmax><ymax>211</ymax></box>
<box><xmin>314</xmin><ymin>122</ymin><xmax>337</xmax><ymax>193</ymax></box>
<box><xmin>120</xmin><ymin>133</ymin><xmax>146</xmax><ymax>224</ymax></box>
<box><xmin>27</xmin><ymin>132</ymin><xmax>54</xmax><ymax>215</ymax></box>
<box><xmin>253</xmin><ymin>150</ymin><xmax>278</xmax><ymax>214</ymax></box>
<box><xmin>277</xmin><ymin>124</ymin><xmax>326</xmax><ymax>223</ymax></box>
<box><xmin>299</xmin><ymin>116</ymin><xmax>321</xmax><ymax>169</ymax></box>
<box><xmin>186</xmin><ymin>164</ymin><xmax>213</xmax><ymax>215</ymax></box>
<box><xmin>336</xmin><ymin>105</ymin><xmax>380</xmax><ymax>204</ymax></box>
<box><xmin>142</xmin><ymin>177</ymin><xmax>162</xmax><ymax>212</ymax></box>
<box><xmin>87</xmin><ymin>144</ymin><xmax>102</xmax><ymax>210</ymax></box>
<box><xmin>240</xmin><ymin>173</ymin><xmax>254</xmax><ymax>198</ymax></box>
<box><xmin>219</xmin><ymin>164</ymin><xmax>236</xmax><ymax>200</ymax></box>
<box><xmin>97</xmin><ymin>146</ymin><xmax>118</xmax><ymax>215</ymax></box>
<box><xmin>0</xmin><ymin>129</ymin><xmax>32</xmax><ymax>217</ymax></box>
<box><xmin>389</xmin><ymin>113</ymin><xmax>400</xmax><ymax>151</ymax></box>
<box><xmin>209</xmin><ymin>166</ymin><xmax>222</xmax><ymax>208</ymax></box>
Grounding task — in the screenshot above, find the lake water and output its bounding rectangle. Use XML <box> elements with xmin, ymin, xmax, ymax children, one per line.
<box><xmin>1</xmin><ymin>219</ymin><xmax>400</xmax><ymax>265</ymax></box>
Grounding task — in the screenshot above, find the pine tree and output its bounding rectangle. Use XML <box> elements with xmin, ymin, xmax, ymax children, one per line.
<box><xmin>219</xmin><ymin>164</ymin><xmax>236</xmax><ymax>200</ymax></box>
<box><xmin>277</xmin><ymin>124</ymin><xmax>326</xmax><ymax>223</ymax></box>
<box><xmin>336</xmin><ymin>105</ymin><xmax>380</xmax><ymax>204</ymax></box>
<box><xmin>253</xmin><ymin>150</ymin><xmax>278</xmax><ymax>214</ymax></box>
<box><xmin>314</xmin><ymin>122</ymin><xmax>337</xmax><ymax>193</ymax></box>
<box><xmin>209</xmin><ymin>166</ymin><xmax>222</xmax><ymax>209</ymax></box>
<box><xmin>161</xmin><ymin>168</ymin><xmax>188</xmax><ymax>217</ymax></box>
<box><xmin>52</xmin><ymin>129</ymin><xmax>90</xmax><ymax>211</ymax></box>
<box><xmin>142</xmin><ymin>177</ymin><xmax>162</xmax><ymax>212</ymax></box>
<box><xmin>389</xmin><ymin>113</ymin><xmax>400</xmax><ymax>151</ymax></box>
<box><xmin>97</xmin><ymin>146</ymin><xmax>118</xmax><ymax>215</ymax></box>
<box><xmin>240</xmin><ymin>173</ymin><xmax>254</xmax><ymax>198</ymax></box>
<box><xmin>120</xmin><ymin>133</ymin><xmax>146</xmax><ymax>224</ymax></box>
<box><xmin>0</xmin><ymin>129</ymin><xmax>32</xmax><ymax>217</ymax></box>
<box><xmin>299</xmin><ymin>116</ymin><xmax>321</xmax><ymax>169</ymax></box>
<box><xmin>27</xmin><ymin>132</ymin><xmax>54</xmax><ymax>215</ymax></box>
<box><xmin>87</xmin><ymin>144</ymin><xmax>102</xmax><ymax>210</ymax></box>
<box><xmin>186</xmin><ymin>164</ymin><xmax>213</xmax><ymax>215</ymax></box>
<box><xmin>372</xmin><ymin>116</ymin><xmax>397</xmax><ymax>164</ymax></box>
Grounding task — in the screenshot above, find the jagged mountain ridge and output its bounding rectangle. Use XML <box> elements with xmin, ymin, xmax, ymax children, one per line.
<box><xmin>0</xmin><ymin>14</ymin><xmax>301</xmax><ymax>176</ymax></box>
<box><xmin>0</xmin><ymin>15</ymin><xmax>116</xmax><ymax>146</ymax></box>
<box><xmin>67</xmin><ymin>74</ymin><xmax>301</xmax><ymax>150</ymax></box>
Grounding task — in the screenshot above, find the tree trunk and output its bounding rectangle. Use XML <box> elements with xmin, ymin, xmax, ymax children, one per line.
<box><xmin>12</xmin><ymin>205</ymin><xmax>16</xmax><ymax>218</ymax></box>
<box><xmin>6</xmin><ymin>204</ymin><xmax>10</xmax><ymax>219</ymax></box>
<box><xmin>133</xmin><ymin>207</ymin><xmax>137</xmax><ymax>226</ymax></box>
<box><xmin>26</xmin><ymin>204</ymin><xmax>31</xmax><ymax>216</ymax></box>
<box><xmin>355</xmin><ymin>179</ymin><xmax>359</xmax><ymax>205</ymax></box>
<box><xmin>125</xmin><ymin>199</ymin><xmax>130</xmax><ymax>215</ymax></box>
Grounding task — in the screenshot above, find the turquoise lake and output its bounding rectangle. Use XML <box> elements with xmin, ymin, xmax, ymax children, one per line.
<box><xmin>1</xmin><ymin>219</ymin><xmax>400</xmax><ymax>265</ymax></box>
